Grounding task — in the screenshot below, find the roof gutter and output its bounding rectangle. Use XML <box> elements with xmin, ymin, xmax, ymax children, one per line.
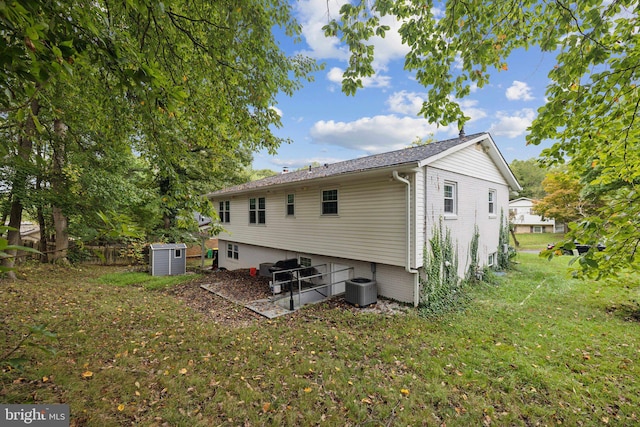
<box><xmin>392</xmin><ymin>170</ymin><xmax>420</xmax><ymax>307</ymax></box>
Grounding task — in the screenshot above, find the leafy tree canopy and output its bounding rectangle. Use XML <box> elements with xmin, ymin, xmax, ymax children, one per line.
<box><xmin>509</xmin><ymin>159</ymin><xmax>548</xmax><ymax>200</ymax></box>
<box><xmin>326</xmin><ymin>0</ymin><xmax>639</xmax><ymax>277</ymax></box>
<box><xmin>1</xmin><ymin>0</ymin><xmax>319</xmax><ymax>252</ymax></box>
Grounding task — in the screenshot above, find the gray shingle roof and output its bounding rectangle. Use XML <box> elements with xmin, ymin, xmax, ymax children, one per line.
<box><xmin>208</xmin><ymin>132</ymin><xmax>487</xmax><ymax>197</ymax></box>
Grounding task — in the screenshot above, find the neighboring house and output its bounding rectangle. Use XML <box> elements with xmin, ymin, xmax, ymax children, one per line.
<box><xmin>19</xmin><ymin>222</ymin><xmax>40</xmax><ymax>243</ymax></box>
<box><xmin>207</xmin><ymin>132</ymin><xmax>521</xmax><ymax>306</ymax></box>
<box><xmin>509</xmin><ymin>197</ymin><xmax>564</xmax><ymax>234</ymax></box>
<box><xmin>186</xmin><ymin>213</ymin><xmax>218</xmax><ymax>258</ymax></box>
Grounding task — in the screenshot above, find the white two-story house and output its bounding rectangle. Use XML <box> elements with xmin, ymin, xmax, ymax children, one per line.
<box><xmin>207</xmin><ymin>132</ymin><xmax>521</xmax><ymax>306</ymax></box>
<box><xmin>509</xmin><ymin>197</ymin><xmax>564</xmax><ymax>234</ymax></box>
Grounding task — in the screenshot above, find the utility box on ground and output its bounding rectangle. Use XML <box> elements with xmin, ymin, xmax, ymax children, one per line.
<box><xmin>150</xmin><ymin>243</ymin><xmax>187</xmax><ymax>276</ymax></box>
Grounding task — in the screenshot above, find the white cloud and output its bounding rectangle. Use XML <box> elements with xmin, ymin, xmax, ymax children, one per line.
<box><xmin>489</xmin><ymin>109</ymin><xmax>536</xmax><ymax>138</ymax></box>
<box><xmin>269</xmin><ymin>106</ymin><xmax>283</xmax><ymax>117</ymax></box>
<box><xmin>505</xmin><ymin>81</ymin><xmax>534</xmax><ymax>101</ymax></box>
<box><xmin>310</xmin><ymin>115</ymin><xmax>453</xmax><ymax>153</ymax></box>
<box><xmin>458</xmin><ymin>99</ymin><xmax>488</xmax><ymax>123</ymax></box>
<box><xmin>327</xmin><ymin>67</ymin><xmax>391</xmax><ymax>89</ymax></box>
<box><xmin>386</xmin><ymin>91</ymin><xmax>425</xmax><ymax>115</ymax></box>
<box><xmin>386</xmin><ymin>92</ymin><xmax>487</xmax><ymax>124</ymax></box>
<box><xmin>293</xmin><ymin>0</ymin><xmax>350</xmax><ymax>60</ymax></box>
<box><xmin>295</xmin><ymin>0</ymin><xmax>408</xmax><ymax>72</ymax></box>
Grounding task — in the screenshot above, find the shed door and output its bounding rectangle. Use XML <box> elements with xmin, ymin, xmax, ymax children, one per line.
<box><xmin>153</xmin><ymin>250</ymin><xmax>170</xmax><ymax>276</ymax></box>
<box><xmin>170</xmin><ymin>248</ymin><xmax>184</xmax><ymax>275</ymax></box>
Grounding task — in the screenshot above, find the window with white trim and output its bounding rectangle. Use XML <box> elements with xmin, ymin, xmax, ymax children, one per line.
<box><xmin>219</xmin><ymin>201</ymin><xmax>230</xmax><ymax>223</ymax></box>
<box><xmin>286</xmin><ymin>194</ymin><xmax>295</xmax><ymax>216</ymax></box>
<box><xmin>227</xmin><ymin>243</ymin><xmax>239</xmax><ymax>260</ymax></box>
<box><xmin>249</xmin><ymin>197</ymin><xmax>266</xmax><ymax>224</ymax></box>
<box><xmin>488</xmin><ymin>252</ymin><xmax>496</xmax><ymax>266</ymax></box>
<box><xmin>322</xmin><ymin>189</ymin><xmax>338</xmax><ymax>215</ymax></box>
<box><xmin>444</xmin><ymin>182</ymin><xmax>457</xmax><ymax>215</ymax></box>
<box><xmin>174</xmin><ymin>248</ymin><xmax>182</xmax><ymax>258</ymax></box>
<box><xmin>488</xmin><ymin>189</ymin><xmax>496</xmax><ymax>215</ymax></box>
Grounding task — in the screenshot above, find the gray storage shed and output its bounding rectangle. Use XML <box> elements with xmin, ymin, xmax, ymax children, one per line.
<box><xmin>150</xmin><ymin>243</ymin><xmax>187</xmax><ymax>276</ymax></box>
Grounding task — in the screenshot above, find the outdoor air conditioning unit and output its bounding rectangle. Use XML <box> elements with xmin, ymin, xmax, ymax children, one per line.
<box><xmin>345</xmin><ymin>277</ymin><xmax>377</xmax><ymax>307</ymax></box>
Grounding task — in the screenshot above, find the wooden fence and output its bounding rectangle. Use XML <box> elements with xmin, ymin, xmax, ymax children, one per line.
<box><xmin>17</xmin><ymin>241</ymin><xmax>146</xmax><ymax>266</ymax></box>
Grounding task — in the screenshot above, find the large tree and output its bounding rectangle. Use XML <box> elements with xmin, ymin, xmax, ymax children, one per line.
<box><xmin>1</xmin><ymin>1</ymin><xmax>317</xmax><ymax>272</ymax></box>
<box><xmin>509</xmin><ymin>158</ymin><xmax>547</xmax><ymax>200</ymax></box>
<box><xmin>533</xmin><ymin>169</ymin><xmax>601</xmax><ymax>228</ymax></box>
<box><xmin>326</xmin><ymin>0</ymin><xmax>639</xmax><ymax>277</ymax></box>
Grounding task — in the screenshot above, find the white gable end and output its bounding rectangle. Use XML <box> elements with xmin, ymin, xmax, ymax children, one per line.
<box><xmin>428</xmin><ymin>143</ymin><xmax>508</xmax><ymax>185</ymax></box>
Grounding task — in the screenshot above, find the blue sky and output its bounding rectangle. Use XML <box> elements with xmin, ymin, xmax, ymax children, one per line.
<box><xmin>253</xmin><ymin>0</ymin><xmax>558</xmax><ymax>171</ymax></box>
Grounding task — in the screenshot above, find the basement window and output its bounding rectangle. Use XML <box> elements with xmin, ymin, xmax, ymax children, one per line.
<box><xmin>227</xmin><ymin>243</ymin><xmax>239</xmax><ymax>260</ymax></box>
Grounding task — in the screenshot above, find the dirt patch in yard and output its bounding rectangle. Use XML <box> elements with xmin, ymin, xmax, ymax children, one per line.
<box><xmin>165</xmin><ymin>269</ymin><xmax>272</xmax><ymax>328</ymax></box>
<box><xmin>165</xmin><ymin>268</ymin><xmax>411</xmax><ymax>326</ymax></box>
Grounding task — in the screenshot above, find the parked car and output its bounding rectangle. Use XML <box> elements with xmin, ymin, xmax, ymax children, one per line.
<box><xmin>547</xmin><ymin>243</ymin><xmax>605</xmax><ymax>255</ymax></box>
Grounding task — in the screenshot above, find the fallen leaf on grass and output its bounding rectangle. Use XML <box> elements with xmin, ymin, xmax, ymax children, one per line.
<box><xmin>303</xmin><ymin>387</ymin><xmax>312</xmax><ymax>393</ymax></box>
<box><xmin>179</xmin><ymin>368</ymin><xmax>187</xmax><ymax>375</ymax></box>
<box><xmin>81</xmin><ymin>370</ymin><xmax>93</xmax><ymax>379</ymax></box>
<box><xmin>117</xmin><ymin>404</ymin><xmax>125</xmax><ymax>411</ymax></box>
<box><xmin>400</xmin><ymin>389</ymin><xmax>410</xmax><ymax>396</ymax></box>
<box><xmin>262</xmin><ymin>402</ymin><xmax>271</xmax><ymax>412</ymax></box>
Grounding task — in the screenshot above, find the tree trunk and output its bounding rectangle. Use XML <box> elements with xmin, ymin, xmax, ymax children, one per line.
<box><xmin>52</xmin><ymin>206</ymin><xmax>69</xmax><ymax>264</ymax></box>
<box><xmin>35</xmin><ymin>165</ymin><xmax>49</xmax><ymax>263</ymax></box>
<box><xmin>50</xmin><ymin>119</ymin><xmax>69</xmax><ymax>265</ymax></box>
<box><xmin>2</xmin><ymin>98</ymin><xmax>40</xmax><ymax>278</ymax></box>
<box><xmin>510</xmin><ymin>228</ymin><xmax>520</xmax><ymax>248</ymax></box>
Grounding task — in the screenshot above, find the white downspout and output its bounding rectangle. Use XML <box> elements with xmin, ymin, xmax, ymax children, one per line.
<box><xmin>392</xmin><ymin>170</ymin><xmax>420</xmax><ymax>307</ymax></box>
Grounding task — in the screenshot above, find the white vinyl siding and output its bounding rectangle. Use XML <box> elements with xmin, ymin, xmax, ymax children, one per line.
<box><xmin>430</xmin><ymin>143</ymin><xmax>508</xmax><ymax>186</ymax></box>
<box><xmin>425</xmin><ymin>165</ymin><xmax>510</xmax><ymax>279</ymax></box>
<box><xmin>214</xmin><ymin>173</ymin><xmax>407</xmax><ymax>266</ymax></box>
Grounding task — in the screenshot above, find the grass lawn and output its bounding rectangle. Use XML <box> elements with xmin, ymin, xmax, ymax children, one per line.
<box><xmin>511</xmin><ymin>232</ymin><xmax>566</xmax><ymax>251</ymax></box>
<box><xmin>2</xmin><ymin>255</ymin><xmax>640</xmax><ymax>426</ymax></box>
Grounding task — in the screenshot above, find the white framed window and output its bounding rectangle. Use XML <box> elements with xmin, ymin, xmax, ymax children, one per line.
<box><xmin>322</xmin><ymin>189</ymin><xmax>338</xmax><ymax>215</ymax></box>
<box><xmin>174</xmin><ymin>248</ymin><xmax>182</xmax><ymax>258</ymax></box>
<box><xmin>249</xmin><ymin>197</ymin><xmax>266</xmax><ymax>224</ymax></box>
<box><xmin>219</xmin><ymin>201</ymin><xmax>230</xmax><ymax>223</ymax></box>
<box><xmin>227</xmin><ymin>243</ymin><xmax>239</xmax><ymax>260</ymax></box>
<box><xmin>488</xmin><ymin>189</ymin><xmax>496</xmax><ymax>216</ymax></box>
<box><xmin>533</xmin><ymin>225</ymin><xmax>543</xmax><ymax>233</ymax></box>
<box><xmin>488</xmin><ymin>252</ymin><xmax>496</xmax><ymax>266</ymax></box>
<box><xmin>444</xmin><ymin>182</ymin><xmax>457</xmax><ymax>215</ymax></box>
<box><xmin>286</xmin><ymin>194</ymin><xmax>295</xmax><ymax>216</ymax></box>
